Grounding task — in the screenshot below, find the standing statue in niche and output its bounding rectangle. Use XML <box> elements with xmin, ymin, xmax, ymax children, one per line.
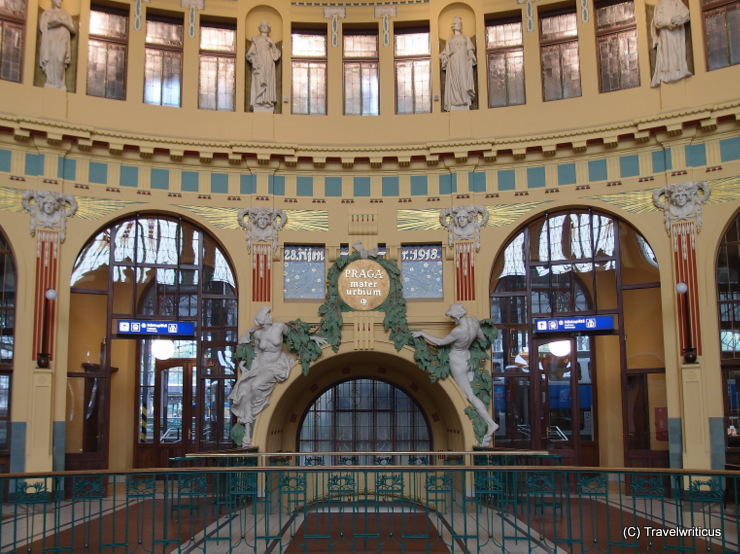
<box><xmin>652</xmin><ymin>181</ymin><xmax>710</xmax><ymax>233</ymax></box>
<box><xmin>247</xmin><ymin>21</ymin><xmax>281</xmax><ymax>112</ymax></box>
<box><xmin>412</xmin><ymin>304</ymin><xmax>499</xmax><ymax>447</ymax></box>
<box><xmin>650</xmin><ymin>0</ymin><xmax>692</xmax><ymax>87</ymax></box>
<box><xmin>39</xmin><ymin>0</ymin><xmax>76</xmax><ymax>90</ymax></box>
<box><xmin>440</xmin><ymin>205</ymin><xmax>489</xmax><ymax>251</ymax></box>
<box><xmin>21</xmin><ymin>190</ymin><xmax>78</xmax><ymax>242</ymax></box>
<box><xmin>237</xmin><ymin>207</ymin><xmax>287</xmax><ymax>252</ymax></box>
<box><xmin>229</xmin><ymin>307</ymin><xmax>326</xmax><ymax>447</ymax></box>
<box><xmin>440</xmin><ymin>17</ymin><xmax>476</xmax><ymax>111</ymax></box>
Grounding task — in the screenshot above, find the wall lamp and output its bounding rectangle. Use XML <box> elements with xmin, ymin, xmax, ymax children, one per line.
<box><xmin>37</xmin><ymin>288</ymin><xmax>57</xmax><ymax>368</ymax></box>
<box><xmin>676</xmin><ymin>282</ymin><xmax>697</xmax><ymax>364</ymax></box>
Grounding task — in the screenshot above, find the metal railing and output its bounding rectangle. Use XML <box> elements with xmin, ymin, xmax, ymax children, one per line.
<box><xmin>2</xmin><ymin>451</ymin><xmax>739</xmax><ymax>553</ymax></box>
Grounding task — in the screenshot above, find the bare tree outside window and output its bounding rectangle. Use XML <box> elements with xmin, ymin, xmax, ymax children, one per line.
<box><xmin>87</xmin><ymin>5</ymin><xmax>128</xmax><ymax>100</ymax></box>
<box><xmin>486</xmin><ymin>18</ymin><xmax>526</xmax><ymax>107</ymax></box>
<box><xmin>344</xmin><ymin>32</ymin><xmax>379</xmax><ymax>115</ymax></box>
<box><xmin>394</xmin><ymin>29</ymin><xmax>431</xmax><ymax>114</ymax></box>
<box><xmin>0</xmin><ymin>0</ymin><xmax>26</xmax><ymax>83</ymax></box>
<box><xmin>539</xmin><ymin>10</ymin><xmax>582</xmax><ymax>101</ymax></box>
<box><xmin>291</xmin><ymin>31</ymin><xmax>327</xmax><ymax>115</ymax></box>
<box><xmin>198</xmin><ymin>22</ymin><xmax>236</xmax><ymax>111</ymax></box>
<box><xmin>144</xmin><ymin>16</ymin><xmax>183</xmax><ymax>107</ymax></box>
<box><xmin>702</xmin><ymin>0</ymin><xmax>740</xmax><ymax>70</ymax></box>
<box><xmin>595</xmin><ymin>0</ymin><xmax>640</xmax><ymax>92</ymax></box>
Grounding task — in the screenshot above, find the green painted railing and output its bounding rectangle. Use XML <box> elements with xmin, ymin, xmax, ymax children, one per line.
<box><xmin>2</xmin><ymin>452</ymin><xmax>739</xmax><ymax>553</ymax></box>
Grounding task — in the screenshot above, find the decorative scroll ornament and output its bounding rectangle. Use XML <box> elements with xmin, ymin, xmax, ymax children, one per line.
<box><xmin>375</xmin><ymin>6</ymin><xmax>397</xmax><ymax>47</ymax></box>
<box><xmin>439</xmin><ymin>205</ymin><xmax>489</xmax><ymax>251</ymax></box>
<box><xmin>517</xmin><ymin>0</ymin><xmax>542</xmax><ymax>32</ymax></box>
<box><xmin>323</xmin><ymin>8</ymin><xmax>346</xmax><ymax>48</ymax></box>
<box><xmin>22</xmin><ymin>190</ymin><xmax>77</xmax><ymax>243</ymax></box>
<box><xmin>652</xmin><ymin>181</ymin><xmax>711</xmax><ymax>235</ymax></box>
<box><xmin>181</xmin><ymin>0</ymin><xmax>205</xmax><ymax>39</ymax></box>
<box><xmin>237</xmin><ymin>207</ymin><xmax>287</xmax><ymax>253</ymax></box>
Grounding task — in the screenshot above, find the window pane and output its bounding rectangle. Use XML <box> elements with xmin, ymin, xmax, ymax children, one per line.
<box><xmin>88</xmin><ymin>8</ymin><xmax>128</xmax><ymax>100</ymax></box>
<box><xmin>200</xmin><ymin>26</ymin><xmax>235</xmax><ymax>53</ymax></box>
<box><xmin>292</xmin><ymin>33</ymin><xmax>326</xmax><ymax>57</ymax></box>
<box><xmin>90</xmin><ymin>9</ymin><xmax>128</xmax><ymax>40</ymax></box>
<box><xmin>541</xmin><ymin>12</ymin><xmax>578</xmax><ymax>41</ymax></box>
<box><xmin>486</xmin><ymin>21</ymin><xmax>523</xmax><ymax>48</ymax></box>
<box><xmin>0</xmin><ymin>0</ymin><xmax>25</xmax><ymax>17</ymax></box>
<box><xmin>344</xmin><ymin>34</ymin><xmax>378</xmax><ymax>57</ymax></box>
<box><xmin>146</xmin><ymin>20</ymin><xmax>183</xmax><ymax>47</ymax></box>
<box><xmin>394</xmin><ymin>32</ymin><xmax>430</xmax><ymax>56</ymax></box>
<box><xmin>0</xmin><ymin>22</ymin><xmax>23</xmax><ymax>82</ymax></box>
<box><xmin>596</xmin><ymin>1</ymin><xmax>636</xmax><ymax>30</ymax></box>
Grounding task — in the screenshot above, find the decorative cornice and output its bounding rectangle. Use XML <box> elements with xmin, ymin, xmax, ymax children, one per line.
<box><xmin>0</xmin><ymin>101</ymin><xmax>737</xmax><ymax>170</ymax></box>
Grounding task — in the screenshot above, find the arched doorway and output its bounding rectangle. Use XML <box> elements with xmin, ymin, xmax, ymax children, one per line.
<box><xmin>0</xmin><ymin>228</ymin><xmax>16</xmax><ymax>474</ymax></box>
<box><xmin>297</xmin><ymin>378</ymin><xmax>431</xmax><ymax>464</ymax></box>
<box><xmin>718</xmin><ymin>213</ymin><xmax>740</xmax><ymax>466</ymax></box>
<box><xmin>490</xmin><ymin>209</ymin><xmax>666</xmax><ymax>467</ymax></box>
<box><xmin>66</xmin><ymin>214</ymin><xmax>238</xmax><ymax>469</ymax></box>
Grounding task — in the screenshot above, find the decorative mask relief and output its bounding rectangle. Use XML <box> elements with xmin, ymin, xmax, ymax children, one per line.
<box><xmin>237</xmin><ymin>207</ymin><xmax>287</xmax><ymax>253</ymax></box>
<box><xmin>439</xmin><ymin>205</ymin><xmax>489</xmax><ymax>251</ymax></box>
<box><xmin>653</xmin><ymin>181</ymin><xmax>710</xmax><ymax>234</ymax></box>
<box><xmin>22</xmin><ymin>190</ymin><xmax>78</xmax><ymax>243</ymax></box>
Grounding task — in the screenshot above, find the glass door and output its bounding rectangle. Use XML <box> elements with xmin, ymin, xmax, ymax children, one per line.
<box><xmin>136</xmin><ymin>359</ymin><xmax>197</xmax><ymax>467</ymax></box>
<box><xmin>532</xmin><ymin>337</ymin><xmax>594</xmax><ymax>465</ymax></box>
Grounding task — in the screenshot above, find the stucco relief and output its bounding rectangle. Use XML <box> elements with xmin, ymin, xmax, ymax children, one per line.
<box><xmin>22</xmin><ymin>190</ymin><xmax>77</xmax><ymax>242</ymax></box>
<box><xmin>439</xmin><ymin>205</ymin><xmax>489</xmax><ymax>251</ymax></box>
<box><xmin>652</xmin><ymin>181</ymin><xmax>710</xmax><ymax>234</ymax></box>
<box><xmin>237</xmin><ymin>207</ymin><xmax>287</xmax><ymax>252</ymax></box>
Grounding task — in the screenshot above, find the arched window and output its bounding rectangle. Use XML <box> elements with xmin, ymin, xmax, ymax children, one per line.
<box><xmin>0</xmin><ymin>228</ymin><xmax>16</xmax><ymax>472</ymax></box>
<box><xmin>718</xmin><ymin>214</ymin><xmax>740</xmax><ymax>460</ymax></box>
<box><xmin>298</xmin><ymin>378</ymin><xmax>431</xmax><ymax>464</ymax></box>
<box><xmin>490</xmin><ymin>209</ymin><xmax>664</xmax><ymax>467</ymax></box>
<box><xmin>68</xmin><ymin>214</ymin><xmax>238</xmax><ymax>469</ymax></box>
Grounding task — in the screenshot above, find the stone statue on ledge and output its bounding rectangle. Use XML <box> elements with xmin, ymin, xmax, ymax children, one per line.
<box><xmin>247</xmin><ymin>21</ymin><xmax>281</xmax><ymax>112</ymax></box>
<box><xmin>412</xmin><ymin>303</ymin><xmax>499</xmax><ymax>447</ymax></box>
<box><xmin>39</xmin><ymin>0</ymin><xmax>76</xmax><ymax>90</ymax></box>
<box><xmin>440</xmin><ymin>17</ymin><xmax>476</xmax><ymax>111</ymax></box>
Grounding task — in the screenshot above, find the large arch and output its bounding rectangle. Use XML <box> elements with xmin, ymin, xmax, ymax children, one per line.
<box><xmin>0</xmin><ymin>226</ymin><xmax>17</xmax><ymax>474</ymax></box>
<box><xmin>65</xmin><ymin>212</ymin><xmax>240</xmax><ymax>470</ymax></box>
<box><xmin>259</xmin><ymin>347</ymin><xmax>470</xmax><ymax>454</ymax></box>
<box><xmin>489</xmin><ymin>206</ymin><xmax>666</xmax><ymax>467</ymax></box>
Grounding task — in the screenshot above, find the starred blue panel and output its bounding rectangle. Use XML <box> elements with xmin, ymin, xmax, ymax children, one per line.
<box><xmin>401</xmin><ymin>244</ymin><xmax>443</xmax><ymax>299</ymax></box>
<box><xmin>284</xmin><ymin>245</ymin><xmax>326</xmax><ymax>300</ymax></box>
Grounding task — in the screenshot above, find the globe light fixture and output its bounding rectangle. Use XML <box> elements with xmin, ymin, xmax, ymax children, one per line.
<box><xmin>549</xmin><ymin>340</ymin><xmax>571</xmax><ymax>358</ymax></box>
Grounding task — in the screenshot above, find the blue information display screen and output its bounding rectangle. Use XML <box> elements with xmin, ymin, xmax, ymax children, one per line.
<box><xmin>116</xmin><ymin>320</ymin><xmax>196</xmax><ymax>336</ymax></box>
<box><xmin>533</xmin><ymin>315</ymin><xmax>615</xmax><ymax>333</ymax></box>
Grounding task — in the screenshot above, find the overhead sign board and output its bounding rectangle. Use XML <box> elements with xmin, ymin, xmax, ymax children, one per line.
<box><xmin>533</xmin><ymin>315</ymin><xmax>615</xmax><ymax>334</ymax></box>
<box><xmin>116</xmin><ymin>320</ymin><xmax>196</xmax><ymax>336</ymax></box>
